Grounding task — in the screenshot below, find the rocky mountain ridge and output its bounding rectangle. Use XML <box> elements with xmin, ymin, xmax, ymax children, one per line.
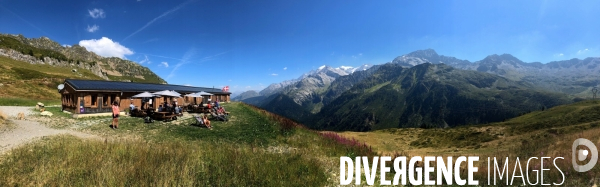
<box><xmin>0</xmin><ymin>34</ymin><xmax>165</xmax><ymax>84</ymax></box>
<box><xmin>394</xmin><ymin>49</ymin><xmax>600</xmax><ymax>96</ymax></box>
<box><xmin>308</xmin><ymin>63</ymin><xmax>571</xmax><ymax>131</ymax></box>
<box><xmin>234</xmin><ymin>64</ymin><xmax>372</xmax><ymax>102</ymax></box>
<box><xmin>243</xmin><ymin>49</ymin><xmax>597</xmax><ymax>131</ymax></box>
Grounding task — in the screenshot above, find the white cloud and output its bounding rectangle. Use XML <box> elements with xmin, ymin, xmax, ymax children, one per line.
<box><xmin>245</xmin><ymin>86</ymin><xmax>252</xmax><ymax>89</ymax></box>
<box><xmin>79</xmin><ymin>37</ymin><xmax>134</xmax><ymax>58</ymax></box>
<box><xmin>553</xmin><ymin>53</ymin><xmax>564</xmax><ymax>57</ymax></box>
<box><xmin>270</xmin><ymin>73</ymin><xmax>278</xmax><ymax>76</ymax></box>
<box><xmin>577</xmin><ymin>48</ymin><xmax>590</xmax><ymax>55</ymax></box>
<box><xmin>160</xmin><ymin>62</ymin><xmax>169</xmax><ymax>68</ymax></box>
<box><xmin>184</xmin><ymin>84</ymin><xmax>192</xmax><ymax>86</ymax></box>
<box><xmin>88</xmin><ymin>8</ymin><xmax>106</xmax><ymax>19</ymax></box>
<box><xmin>86</xmin><ymin>24</ymin><xmax>99</xmax><ymax>33</ymax></box>
<box><xmin>283</xmin><ymin>67</ymin><xmax>287</xmax><ymax>70</ymax></box>
<box><xmin>228</xmin><ymin>79</ymin><xmax>232</xmax><ymax>82</ymax></box>
<box><xmin>139</xmin><ymin>55</ymin><xmax>151</xmax><ymax>64</ymax></box>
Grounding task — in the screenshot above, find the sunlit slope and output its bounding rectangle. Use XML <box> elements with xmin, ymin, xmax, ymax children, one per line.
<box><xmin>0</xmin><ymin>56</ymin><xmax>102</xmax><ymax>101</ymax></box>
<box><xmin>0</xmin><ymin>102</ymin><xmax>374</xmax><ymax>186</ymax></box>
<box><xmin>339</xmin><ymin>100</ymin><xmax>600</xmax><ymax>156</ymax></box>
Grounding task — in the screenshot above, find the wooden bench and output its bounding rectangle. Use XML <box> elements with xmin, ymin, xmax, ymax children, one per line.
<box><xmin>130</xmin><ymin>108</ymin><xmax>147</xmax><ymax>117</ymax></box>
<box><xmin>153</xmin><ymin>112</ymin><xmax>177</xmax><ymax>122</ymax></box>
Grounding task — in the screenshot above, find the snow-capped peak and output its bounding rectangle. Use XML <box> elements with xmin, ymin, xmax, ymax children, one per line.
<box><xmin>337</xmin><ymin>66</ymin><xmax>354</xmax><ymax>71</ymax></box>
<box><xmin>334</xmin><ymin>64</ymin><xmax>372</xmax><ymax>74</ymax></box>
<box><xmin>359</xmin><ymin>64</ymin><xmax>370</xmax><ymax>71</ymax></box>
<box><xmin>318</xmin><ymin>65</ymin><xmax>326</xmax><ymax>70</ymax></box>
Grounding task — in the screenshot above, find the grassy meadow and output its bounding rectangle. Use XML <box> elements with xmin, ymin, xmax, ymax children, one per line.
<box><xmin>2</xmin><ymin>100</ymin><xmax>600</xmax><ymax>185</ymax></box>
<box><xmin>0</xmin><ymin>55</ymin><xmax>101</xmax><ymax>101</ymax></box>
<box><xmin>0</xmin><ymin>102</ymin><xmax>374</xmax><ymax>186</ymax></box>
<box><xmin>340</xmin><ymin>100</ymin><xmax>600</xmax><ymax>185</ymax></box>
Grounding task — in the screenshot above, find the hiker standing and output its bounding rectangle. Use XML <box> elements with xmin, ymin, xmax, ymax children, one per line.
<box><xmin>112</xmin><ymin>100</ymin><xmax>120</xmax><ymax>129</ymax></box>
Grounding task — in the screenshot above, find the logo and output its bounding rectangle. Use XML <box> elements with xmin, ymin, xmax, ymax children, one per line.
<box><xmin>572</xmin><ymin>138</ymin><xmax>598</xmax><ymax>172</ymax></box>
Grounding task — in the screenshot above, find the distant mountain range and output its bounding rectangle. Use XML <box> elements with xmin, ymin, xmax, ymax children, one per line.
<box><xmin>394</xmin><ymin>49</ymin><xmax>600</xmax><ymax>96</ymax></box>
<box><xmin>233</xmin><ymin>64</ymin><xmax>373</xmax><ymax>111</ymax></box>
<box><xmin>308</xmin><ymin>63</ymin><xmax>570</xmax><ymax>131</ymax></box>
<box><xmin>236</xmin><ymin>49</ymin><xmax>598</xmax><ymax>131</ymax></box>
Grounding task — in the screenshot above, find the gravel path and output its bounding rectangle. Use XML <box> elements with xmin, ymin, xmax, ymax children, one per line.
<box><xmin>0</xmin><ymin>106</ymin><xmax>36</xmax><ymax>119</ymax></box>
<box><xmin>0</xmin><ymin>106</ymin><xmax>102</xmax><ymax>154</ymax></box>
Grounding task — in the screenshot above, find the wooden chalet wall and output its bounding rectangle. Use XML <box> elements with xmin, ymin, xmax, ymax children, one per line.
<box><xmin>60</xmin><ymin>80</ymin><xmax>231</xmax><ymax>115</ymax></box>
<box><xmin>60</xmin><ymin>83</ymin><xmax>78</xmax><ymax>113</ymax></box>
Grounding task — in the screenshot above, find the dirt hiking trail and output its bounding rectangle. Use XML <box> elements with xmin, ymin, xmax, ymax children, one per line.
<box><xmin>0</xmin><ymin>106</ymin><xmax>102</xmax><ymax>154</ymax></box>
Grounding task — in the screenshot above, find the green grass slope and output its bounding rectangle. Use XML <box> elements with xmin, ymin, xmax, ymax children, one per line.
<box><xmin>338</xmin><ymin>100</ymin><xmax>600</xmax><ymax>185</ymax></box>
<box><xmin>0</xmin><ymin>102</ymin><xmax>374</xmax><ymax>186</ymax></box>
<box><xmin>0</xmin><ymin>55</ymin><xmax>102</xmax><ymax>102</ymax></box>
<box><xmin>258</xmin><ymin>93</ymin><xmax>313</xmax><ymax>122</ymax></box>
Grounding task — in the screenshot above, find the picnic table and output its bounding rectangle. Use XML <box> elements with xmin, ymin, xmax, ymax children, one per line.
<box><xmin>188</xmin><ymin>106</ymin><xmax>212</xmax><ymax>114</ymax></box>
<box><xmin>130</xmin><ymin>108</ymin><xmax>147</xmax><ymax>117</ymax></box>
<box><xmin>153</xmin><ymin>111</ymin><xmax>177</xmax><ymax>122</ymax></box>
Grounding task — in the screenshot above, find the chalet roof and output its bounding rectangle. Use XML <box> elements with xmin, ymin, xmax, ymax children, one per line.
<box><xmin>64</xmin><ymin>79</ymin><xmax>230</xmax><ymax>94</ymax></box>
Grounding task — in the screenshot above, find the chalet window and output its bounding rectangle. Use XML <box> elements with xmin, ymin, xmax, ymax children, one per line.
<box><xmin>103</xmin><ymin>95</ymin><xmax>109</xmax><ymax>106</ymax></box>
<box><xmin>110</xmin><ymin>94</ymin><xmax>117</xmax><ymax>105</ymax></box>
<box><xmin>91</xmin><ymin>94</ymin><xmax>98</xmax><ymax>107</ymax></box>
<box><xmin>84</xmin><ymin>94</ymin><xmax>91</xmax><ymax>106</ymax></box>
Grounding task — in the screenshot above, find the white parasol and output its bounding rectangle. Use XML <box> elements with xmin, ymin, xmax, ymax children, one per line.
<box><xmin>131</xmin><ymin>91</ymin><xmax>157</xmax><ymax>98</ymax></box>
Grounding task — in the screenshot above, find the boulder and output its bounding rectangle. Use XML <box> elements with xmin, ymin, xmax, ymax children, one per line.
<box><xmin>40</xmin><ymin>111</ymin><xmax>53</xmax><ymax>117</ymax></box>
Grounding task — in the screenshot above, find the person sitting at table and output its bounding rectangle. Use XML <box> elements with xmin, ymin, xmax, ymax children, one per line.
<box><xmin>158</xmin><ymin>105</ymin><xmax>163</xmax><ymax>112</ymax></box>
<box><xmin>130</xmin><ymin>102</ymin><xmax>135</xmax><ymax>111</ymax></box>
<box><xmin>203</xmin><ymin>115</ymin><xmax>212</xmax><ymax>129</ymax></box>
<box><xmin>175</xmin><ymin>106</ymin><xmax>182</xmax><ymax>115</ymax></box>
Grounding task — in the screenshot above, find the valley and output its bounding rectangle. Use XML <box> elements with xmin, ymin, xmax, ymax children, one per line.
<box><xmin>236</xmin><ymin>49</ymin><xmax>598</xmax><ymax>132</ymax></box>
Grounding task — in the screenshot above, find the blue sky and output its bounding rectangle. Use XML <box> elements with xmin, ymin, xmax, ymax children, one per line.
<box><xmin>1</xmin><ymin>0</ymin><xmax>599</xmax><ymax>94</ymax></box>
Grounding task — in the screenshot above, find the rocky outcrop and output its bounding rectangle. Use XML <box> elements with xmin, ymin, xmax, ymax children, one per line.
<box><xmin>0</xmin><ymin>33</ymin><xmax>166</xmax><ymax>84</ymax></box>
<box><xmin>0</xmin><ymin>48</ymin><xmax>108</xmax><ymax>79</ymax></box>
